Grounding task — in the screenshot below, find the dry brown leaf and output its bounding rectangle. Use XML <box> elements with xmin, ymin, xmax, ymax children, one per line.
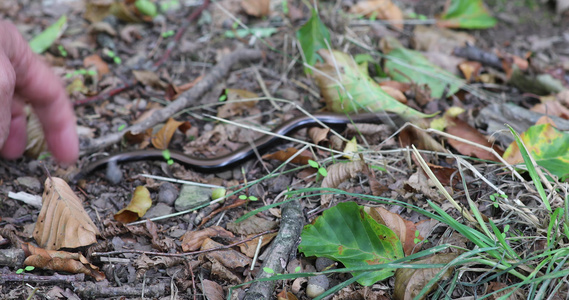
<box><xmin>202</xmin><ymin>279</ymin><xmax>225</xmax><ymax>300</ymax></box>
<box><xmin>34</xmin><ymin>177</ymin><xmax>100</xmax><ymax>250</ymax></box>
<box><xmin>114</xmin><ymin>186</ymin><xmax>153</xmax><ymax>223</ymax></box>
<box><xmin>83</xmin><ymin>54</ymin><xmax>109</xmax><ymax>79</ymax></box>
<box><xmin>132</xmin><ymin>69</ymin><xmax>167</xmax><ymax>89</ymax></box>
<box><xmin>277</xmin><ymin>290</ymin><xmax>298</xmax><ymax>300</ymax></box>
<box><xmin>458</xmin><ymin>61</ymin><xmax>482</xmax><ymax>82</ymax></box>
<box><xmin>166</xmin><ymin>75</ymin><xmax>203</xmax><ymax>100</ymax></box>
<box><xmin>427</xmin><ymin>162</ymin><xmax>460</xmax><ymax>186</ymax></box>
<box><xmin>217</xmin><ymin>89</ymin><xmax>258</xmax><ymax>118</ymax></box>
<box><xmin>124</xmin><ymin>128</ymin><xmax>153</xmax><ymax>148</ymax></box>
<box><xmin>411</xmin><ymin>25</ymin><xmax>475</xmax><ymax>54</ymax></box>
<box><xmin>381</xmin><ymin>85</ymin><xmax>407</xmax><ymax>103</ymax></box>
<box><xmin>445</xmin><ymin>117</ymin><xmax>503</xmax><ymax>162</ymax></box>
<box><xmin>226</xmin><ymin>215</ymin><xmax>278</xmax><ymax>236</ymax></box>
<box><xmin>181</xmin><ymin>226</ymin><xmax>235</xmax><ymax>252</ymax></box>
<box><xmin>241</xmin><ymin>0</ymin><xmax>270</xmax><ymax>17</ymax></box>
<box><xmin>308</xmin><ymin>127</ymin><xmax>330</xmax><ymax>144</ymax></box>
<box><xmin>365</xmin><ymin>207</ymin><xmax>425</xmax><ymax>256</ymax></box>
<box><xmin>531</xmin><ymin>100</ymin><xmax>569</xmax><ymax>119</ymax></box>
<box><xmin>202</xmin><ymin>238</ymin><xmax>251</xmax><ymax>269</ymax></box>
<box><xmin>394</xmin><ymin>253</ymin><xmax>458</xmax><ymax>300</ymax></box>
<box><xmin>151</xmin><ymin>118</ymin><xmax>184</xmax><ymax>150</ymax></box>
<box><xmin>321</xmin><ymin>160</ymin><xmax>366</xmax><ymax>205</ymax></box>
<box><xmin>262</xmin><ymin>147</ymin><xmax>313</xmax><ymax>165</ymax></box>
<box><xmin>349</xmin><ymin>0</ymin><xmax>403</xmax><ymax>29</ymax></box>
<box><xmin>84</xmin><ymin>0</ymin><xmax>113</xmax><ymax>23</ymax></box>
<box><xmin>22</xmin><ymin>243</ymin><xmax>105</xmax><ymax>281</ymax></box>
<box><xmin>238</xmin><ymin>232</ymin><xmax>277</xmax><ymax>257</ymax></box>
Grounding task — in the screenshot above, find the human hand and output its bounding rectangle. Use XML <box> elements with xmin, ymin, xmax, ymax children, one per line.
<box><xmin>0</xmin><ymin>20</ymin><xmax>78</xmax><ymax>165</ymax></box>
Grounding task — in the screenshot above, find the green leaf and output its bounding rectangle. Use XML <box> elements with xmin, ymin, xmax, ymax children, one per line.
<box><xmin>383</xmin><ymin>37</ymin><xmax>462</xmax><ymax>99</ymax></box>
<box><xmin>503</xmin><ymin>123</ymin><xmax>569</xmax><ymax>179</ymax></box>
<box><xmin>296</xmin><ymin>9</ymin><xmax>331</xmax><ymax>73</ymax></box>
<box><xmin>135</xmin><ymin>0</ymin><xmax>158</xmax><ymax>17</ymax></box>
<box><xmin>308</xmin><ymin>159</ymin><xmax>319</xmax><ymax>168</ymax></box>
<box><xmin>29</xmin><ymin>15</ymin><xmax>67</xmax><ymax>54</ymax></box>
<box><xmin>299</xmin><ymin>202</ymin><xmax>404</xmax><ymax>286</ymax></box>
<box><xmin>315</xmin><ymin>50</ymin><xmax>434</xmax><ymax>119</ymax></box>
<box><xmin>438</xmin><ymin>0</ymin><xmax>497</xmax><ymax>29</ymax></box>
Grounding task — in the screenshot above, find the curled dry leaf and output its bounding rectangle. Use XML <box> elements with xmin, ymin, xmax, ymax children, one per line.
<box><xmin>321</xmin><ymin>160</ymin><xmax>366</xmax><ymax>205</ymax></box>
<box><xmin>181</xmin><ymin>226</ymin><xmax>235</xmax><ymax>252</ymax></box>
<box><xmin>25</xmin><ymin>108</ymin><xmax>47</xmax><ymax>159</ymax></box>
<box><xmin>34</xmin><ymin>177</ymin><xmax>100</xmax><ymax>250</ymax></box>
<box><xmin>132</xmin><ymin>69</ymin><xmax>167</xmax><ymax>89</ymax></box>
<box><xmin>262</xmin><ymin>147</ymin><xmax>313</xmax><ymax>165</ymax></box>
<box><xmin>114</xmin><ymin>186</ymin><xmax>153</xmax><ymax>223</ymax></box>
<box><xmin>365</xmin><ymin>207</ymin><xmax>425</xmax><ymax>256</ymax></box>
<box><xmin>349</xmin><ymin>0</ymin><xmax>403</xmax><ymax>30</ymax></box>
<box><xmin>22</xmin><ymin>243</ymin><xmax>105</xmax><ymax>281</ymax></box>
<box><xmin>393</xmin><ymin>253</ymin><xmax>458</xmax><ymax>300</ymax></box>
<box><xmin>151</xmin><ymin>118</ymin><xmax>184</xmax><ymax>150</ymax></box>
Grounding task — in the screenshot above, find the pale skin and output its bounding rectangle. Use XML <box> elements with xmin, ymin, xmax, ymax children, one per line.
<box><xmin>0</xmin><ymin>21</ymin><xmax>78</xmax><ymax>164</ymax></box>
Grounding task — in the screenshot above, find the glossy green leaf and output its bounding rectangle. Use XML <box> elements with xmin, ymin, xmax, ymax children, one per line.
<box><xmin>299</xmin><ymin>202</ymin><xmax>404</xmax><ymax>286</ymax></box>
<box><xmin>383</xmin><ymin>37</ymin><xmax>462</xmax><ymax>99</ymax></box>
<box><xmin>438</xmin><ymin>0</ymin><xmax>497</xmax><ymax>29</ymax></box>
<box><xmin>315</xmin><ymin>50</ymin><xmax>434</xmax><ymax>119</ymax></box>
<box><xmin>503</xmin><ymin>123</ymin><xmax>569</xmax><ymax>179</ymax></box>
<box><xmin>29</xmin><ymin>15</ymin><xmax>67</xmax><ymax>54</ymax></box>
<box><xmin>296</xmin><ymin>9</ymin><xmax>331</xmax><ymax>73</ymax></box>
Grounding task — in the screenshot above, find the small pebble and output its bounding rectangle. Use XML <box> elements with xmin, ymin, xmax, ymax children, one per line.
<box><xmin>105</xmin><ymin>159</ymin><xmax>123</xmax><ymax>184</ymax></box>
<box><xmin>306</xmin><ymin>275</ymin><xmax>329</xmax><ymax>298</ymax></box>
<box><xmin>16</xmin><ymin>176</ymin><xmax>41</xmax><ymax>192</ymax></box>
<box><xmin>158</xmin><ymin>182</ymin><xmax>178</xmax><ymax>205</ymax></box>
<box><xmin>315</xmin><ymin>257</ymin><xmax>336</xmax><ymax>272</ymax></box>
<box><xmin>174</xmin><ymin>185</ymin><xmax>211</xmax><ymax>211</ymax></box>
<box><xmin>145</xmin><ymin>202</ymin><xmax>174</xmax><ymax>219</ymax></box>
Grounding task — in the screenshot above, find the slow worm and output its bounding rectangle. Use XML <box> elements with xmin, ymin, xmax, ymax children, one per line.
<box><xmin>77</xmin><ymin>112</ymin><xmax>390</xmax><ymax>179</ymax></box>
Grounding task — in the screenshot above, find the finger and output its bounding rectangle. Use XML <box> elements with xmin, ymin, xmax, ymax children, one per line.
<box><xmin>1</xmin><ymin>20</ymin><xmax>78</xmax><ymax>164</ymax></box>
<box><xmin>0</xmin><ymin>99</ymin><xmax>27</xmax><ymax>159</ymax></box>
<box><xmin>0</xmin><ymin>48</ymin><xmax>16</xmax><ymax>150</ymax></box>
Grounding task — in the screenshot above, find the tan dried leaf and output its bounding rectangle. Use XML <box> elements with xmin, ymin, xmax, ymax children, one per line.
<box><xmin>262</xmin><ymin>147</ymin><xmax>312</xmax><ymax>165</ymax></box>
<box><xmin>238</xmin><ymin>232</ymin><xmax>277</xmax><ymax>257</ymax></box>
<box><xmin>226</xmin><ymin>215</ymin><xmax>278</xmax><ymax>236</ymax></box>
<box><xmin>241</xmin><ymin>0</ymin><xmax>270</xmax><ymax>17</ymax></box>
<box><xmin>181</xmin><ymin>226</ymin><xmax>235</xmax><ymax>252</ymax></box>
<box><xmin>132</xmin><ymin>69</ymin><xmax>167</xmax><ymax>89</ymax></box>
<box><xmin>22</xmin><ymin>243</ymin><xmax>105</xmax><ymax>281</ymax></box>
<box><xmin>202</xmin><ymin>238</ymin><xmax>251</xmax><ymax>269</ymax></box>
<box><xmin>394</xmin><ymin>253</ymin><xmax>458</xmax><ymax>300</ymax></box>
<box><xmin>151</xmin><ymin>118</ymin><xmax>184</xmax><ymax>150</ymax></box>
<box><xmin>217</xmin><ymin>89</ymin><xmax>258</xmax><ymax>118</ymax></box>
<box><xmin>34</xmin><ymin>177</ymin><xmax>100</xmax><ymax>250</ymax></box>
<box><xmin>321</xmin><ymin>160</ymin><xmax>366</xmax><ymax>205</ymax></box>
<box><xmin>83</xmin><ymin>54</ymin><xmax>109</xmax><ymax>79</ymax></box>
<box><xmin>114</xmin><ymin>186</ymin><xmax>153</xmax><ymax>223</ymax></box>
<box><xmin>308</xmin><ymin>127</ymin><xmax>330</xmax><ymax>144</ymax></box>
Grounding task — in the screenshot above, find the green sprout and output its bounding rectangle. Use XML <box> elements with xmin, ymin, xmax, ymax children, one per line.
<box><xmin>281</xmin><ymin>0</ymin><xmax>289</xmax><ymax>14</ymax></box>
<box><xmin>239</xmin><ymin>195</ymin><xmax>258</xmax><ymax>201</ymax></box>
<box><xmin>162</xmin><ymin>149</ymin><xmax>174</xmax><ymax>165</ymax></box>
<box><xmin>413</xmin><ymin>230</ymin><xmax>421</xmax><ymax>244</ymax></box>
<box><xmin>308</xmin><ymin>159</ymin><xmax>327</xmax><ymax>177</ymax></box>
<box><xmin>15</xmin><ymin>266</ymin><xmax>35</xmax><ymax>274</ymax></box>
<box><xmin>117</xmin><ymin>124</ymin><xmax>126</xmax><ymax>131</ymax></box>
<box><xmin>58</xmin><ymin>45</ymin><xmax>67</xmax><ymax>57</ymax></box>
<box><xmin>162</xmin><ymin>30</ymin><xmax>175</xmax><ymax>38</ymax></box>
<box><xmin>218</xmin><ymin>93</ymin><xmax>227</xmax><ymax>102</ymax></box>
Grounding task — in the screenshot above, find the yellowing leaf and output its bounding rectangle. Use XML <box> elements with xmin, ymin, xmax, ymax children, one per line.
<box><xmin>114</xmin><ymin>186</ymin><xmax>153</xmax><ymax>223</ymax></box>
<box><xmin>343</xmin><ymin>137</ymin><xmax>359</xmax><ymax>160</ymax></box>
<box><xmin>151</xmin><ymin>118</ymin><xmax>184</xmax><ymax>150</ymax></box>
<box><xmin>503</xmin><ymin>123</ymin><xmax>569</xmax><ymax>178</ymax></box>
<box><xmin>365</xmin><ymin>207</ymin><xmax>425</xmax><ymax>256</ymax></box>
<box><xmin>34</xmin><ymin>177</ymin><xmax>100</xmax><ymax>250</ymax></box>
<box><xmin>314</xmin><ymin>50</ymin><xmax>432</xmax><ymax>119</ymax></box>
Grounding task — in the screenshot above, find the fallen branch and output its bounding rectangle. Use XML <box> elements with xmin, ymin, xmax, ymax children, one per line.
<box><xmin>243</xmin><ymin>200</ymin><xmax>303</xmax><ymax>300</ymax></box>
<box><xmin>80</xmin><ymin>48</ymin><xmax>263</xmax><ymax>155</ymax></box>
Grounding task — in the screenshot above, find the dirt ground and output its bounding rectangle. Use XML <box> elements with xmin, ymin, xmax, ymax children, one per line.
<box><xmin>1</xmin><ymin>0</ymin><xmax>569</xmax><ymax>299</ymax></box>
